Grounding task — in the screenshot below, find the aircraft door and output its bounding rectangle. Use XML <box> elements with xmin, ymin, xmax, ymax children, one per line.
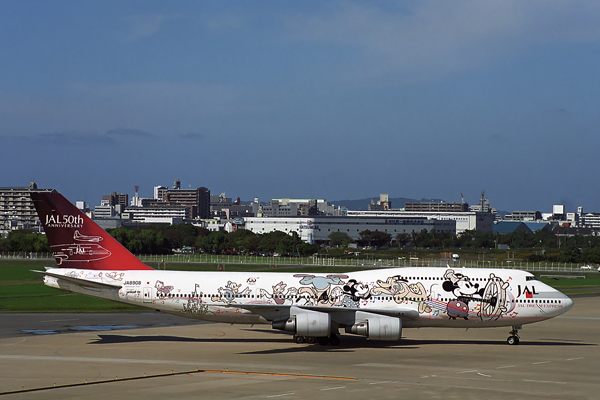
<box><xmin>255</xmin><ymin>287</ymin><xmax>262</xmax><ymax>301</ymax></box>
<box><xmin>143</xmin><ymin>287</ymin><xmax>153</xmax><ymax>303</ymax></box>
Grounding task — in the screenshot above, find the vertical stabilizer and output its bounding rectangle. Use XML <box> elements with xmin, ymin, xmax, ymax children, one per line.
<box><xmin>31</xmin><ymin>190</ymin><xmax>152</xmax><ymax>270</ymax></box>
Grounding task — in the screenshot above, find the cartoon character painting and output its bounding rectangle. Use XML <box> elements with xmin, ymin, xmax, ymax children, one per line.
<box><xmin>104</xmin><ymin>272</ymin><xmax>124</xmax><ymax>281</ymax></box>
<box><xmin>155</xmin><ymin>280</ymin><xmax>174</xmax><ymax>298</ymax></box>
<box><xmin>341</xmin><ymin>279</ymin><xmax>372</xmax><ymax>308</ymax></box>
<box><xmin>442</xmin><ymin>269</ymin><xmax>509</xmax><ymax>321</ymax></box>
<box><xmin>294</xmin><ymin>274</ymin><xmax>348</xmax><ymax>306</ymax></box>
<box><xmin>212</xmin><ymin>280</ymin><xmax>251</xmax><ymax>304</ymax></box>
<box><xmin>196</xmin><ymin>269</ymin><xmax>510</xmax><ymax>322</ymax></box>
<box><xmin>371</xmin><ymin>276</ymin><xmax>431</xmax><ymax>313</ymax></box>
<box><xmin>259</xmin><ymin>281</ymin><xmax>299</xmax><ymax>305</ymax></box>
<box><xmin>182</xmin><ymin>283</ymin><xmax>212</xmax><ymax>316</ymax></box>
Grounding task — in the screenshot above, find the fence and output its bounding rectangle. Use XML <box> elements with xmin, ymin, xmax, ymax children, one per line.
<box><xmin>1</xmin><ymin>252</ymin><xmax>596</xmax><ymax>273</ymax></box>
<box><xmin>0</xmin><ymin>252</ymin><xmax>53</xmax><ymax>260</ymax></box>
<box><xmin>135</xmin><ymin>254</ymin><xmax>596</xmax><ymax>273</ymax></box>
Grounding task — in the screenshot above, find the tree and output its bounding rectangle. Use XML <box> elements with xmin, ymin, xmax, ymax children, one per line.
<box><xmin>358</xmin><ymin>230</ymin><xmax>392</xmax><ymax>248</ymax></box>
<box><xmin>582</xmin><ymin>246</ymin><xmax>600</xmax><ymax>264</ymax></box>
<box><xmin>328</xmin><ymin>232</ymin><xmax>354</xmax><ymax>248</ymax></box>
<box><xmin>164</xmin><ymin>223</ymin><xmax>207</xmax><ymax>249</ymax></box>
<box><xmin>395</xmin><ymin>233</ymin><xmax>411</xmax><ymax>248</ymax></box>
<box><xmin>108</xmin><ymin>228</ymin><xmax>171</xmax><ymax>255</ymax></box>
<box><xmin>411</xmin><ymin>229</ymin><xmax>429</xmax><ymax>248</ymax></box>
<box><xmin>297</xmin><ymin>242</ymin><xmax>320</xmax><ymax>256</ymax></box>
<box><xmin>275</xmin><ymin>234</ymin><xmax>297</xmax><ymax>255</ymax></box>
<box><xmin>227</xmin><ymin>229</ymin><xmax>256</xmax><ymax>252</ymax></box>
<box><xmin>241</xmin><ymin>234</ymin><xmax>262</xmax><ymax>253</ymax></box>
<box><xmin>0</xmin><ymin>231</ymin><xmax>51</xmax><ymax>253</ymax></box>
<box><xmin>108</xmin><ymin>228</ymin><xmax>133</xmax><ymax>247</ymax></box>
<box><xmin>258</xmin><ymin>231</ymin><xmax>289</xmax><ymax>253</ymax></box>
<box><xmin>199</xmin><ymin>231</ymin><xmax>228</xmax><ymax>253</ymax></box>
<box><xmin>559</xmin><ymin>245</ymin><xmax>582</xmax><ymax>263</ymax></box>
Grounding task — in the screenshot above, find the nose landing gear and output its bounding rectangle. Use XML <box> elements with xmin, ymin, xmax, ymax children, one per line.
<box><xmin>507</xmin><ymin>325</ymin><xmax>521</xmax><ymax>345</ymax></box>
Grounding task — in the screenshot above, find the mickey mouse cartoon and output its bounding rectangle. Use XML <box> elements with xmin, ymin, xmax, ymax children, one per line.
<box><xmin>341</xmin><ymin>279</ymin><xmax>372</xmax><ymax>308</ymax></box>
<box><xmin>442</xmin><ymin>269</ymin><xmax>485</xmax><ymax>320</ymax></box>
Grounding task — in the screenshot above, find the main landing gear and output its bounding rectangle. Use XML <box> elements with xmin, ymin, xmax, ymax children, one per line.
<box><xmin>294</xmin><ymin>334</ymin><xmax>340</xmax><ymax>346</ymax></box>
<box><xmin>507</xmin><ymin>325</ymin><xmax>521</xmax><ymax>345</ymax></box>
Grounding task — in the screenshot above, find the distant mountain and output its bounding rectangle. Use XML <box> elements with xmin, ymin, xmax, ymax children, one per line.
<box><xmin>330</xmin><ymin>197</ymin><xmax>447</xmax><ymax>211</ymax></box>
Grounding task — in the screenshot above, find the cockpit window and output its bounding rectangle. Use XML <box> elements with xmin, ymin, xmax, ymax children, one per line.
<box><xmin>526</xmin><ymin>276</ymin><xmax>539</xmax><ymax>281</ymax></box>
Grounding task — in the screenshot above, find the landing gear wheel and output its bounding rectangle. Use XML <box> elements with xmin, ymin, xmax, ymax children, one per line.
<box><xmin>507</xmin><ymin>325</ymin><xmax>521</xmax><ymax>346</ymax></box>
<box><xmin>507</xmin><ymin>335</ymin><xmax>520</xmax><ymax>345</ymax></box>
<box><xmin>306</xmin><ymin>336</ymin><xmax>317</xmax><ymax>344</ymax></box>
<box><xmin>294</xmin><ymin>335</ymin><xmax>305</xmax><ymax>344</ymax></box>
<box><xmin>318</xmin><ymin>336</ymin><xmax>329</xmax><ymax>346</ymax></box>
<box><xmin>329</xmin><ymin>334</ymin><xmax>340</xmax><ymax>346</ymax></box>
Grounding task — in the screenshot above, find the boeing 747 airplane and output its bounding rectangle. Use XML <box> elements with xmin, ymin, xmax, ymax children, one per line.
<box><xmin>30</xmin><ymin>191</ymin><xmax>573</xmax><ymax>346</ymax></box>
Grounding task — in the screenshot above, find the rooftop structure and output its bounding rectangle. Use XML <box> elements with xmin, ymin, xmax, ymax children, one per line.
<box><xmin>368</xmin><ymin>194</ymin><xmax>391</xmax><ymax>211</ymax></box>
<box><xmin>504</xmin><ymin>210</ymin><xmax>543</xmax><ymax>222</ymax></box>
<box><xmin>405</xmin><ymin>202</ymin><xmax>469</xmax><ymax>212</ymax></box>
<box><xmin>264</xmin><ymin>198</ymin><xmax>346</xmax><ymax>217</ymax></box>
<box><xmin>102</xmin><ymin>192</ymin><xmax>128</xmax><ymax>208</ymax></box>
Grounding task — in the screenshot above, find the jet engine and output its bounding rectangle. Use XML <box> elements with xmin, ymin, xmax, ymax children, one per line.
<box><xmin>272</xmin><ymin>307</ymin><xmax>331</xmax><ymax>337</ymax></box>
<box><xmin>345</xmin><ymin>312</ymin><xmax>402</xmax><ymax>341</ymax></box>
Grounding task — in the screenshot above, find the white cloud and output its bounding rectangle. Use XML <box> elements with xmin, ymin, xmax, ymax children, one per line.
<box><xmin>201</xmin><ymin>11</ymin><xmax>246</xmax><ymax>32</ymax></box>
<box><xmin>120</xmin><ymin>14</ymin><xmax>177</xmax><ymax>42</ymax></box>
<box><xmin>280</xmin><ymin>1</ymin><xmax>600</xmax><ymax>83</ymax></box>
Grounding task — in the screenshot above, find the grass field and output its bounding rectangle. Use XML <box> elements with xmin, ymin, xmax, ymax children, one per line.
<box><xmin>1</xmin><ymin>260</ymin><xmax>598</xmax><ymax>313</ymax></box>
<box><xmin>0</xmin><ymin>260</ymin><xmax>143</xmax><ymax>312</ymax></box>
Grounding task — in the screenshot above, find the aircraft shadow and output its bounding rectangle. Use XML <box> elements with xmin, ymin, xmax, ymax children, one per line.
<box><xmin>89</xmin><ymin>330</ymin><xmax>596</xmax><ymax>354</ymax></box>
<box><xmin>89</xmin><ymin>334</ymin><xmax>293</xmax><ymax>345</ymax></box>
<box><xmin>240</xmin><ymin>338</ymin><xmax>597</xmax><ymax>355</ymax></box>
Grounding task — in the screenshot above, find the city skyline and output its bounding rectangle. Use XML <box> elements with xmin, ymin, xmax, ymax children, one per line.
<box><xmin>30</xmin><ymin>182</ymin><xmax>596</xmax><ymax>216</ymax></box>
<box><xmin>2</xmin><ymin>1</ymin><xmax>600</xmax><ymax>212</ymax></box>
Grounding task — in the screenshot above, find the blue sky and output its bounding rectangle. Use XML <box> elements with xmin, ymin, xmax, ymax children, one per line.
<box><xmin>2</xmin><ymin>1</ymin><xmax>600</xmax><ymax>212</ymax></box>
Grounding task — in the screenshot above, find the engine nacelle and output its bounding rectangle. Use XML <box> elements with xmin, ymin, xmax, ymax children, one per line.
<box><xmin>272</xmin><ymin>307</ymin><xmax>331</xmax><ymax>337</ymax></box>
<box><xmin>345</xmin><ymin>312</ymin><xmax>402</xmax><ymax>341</ymax></box>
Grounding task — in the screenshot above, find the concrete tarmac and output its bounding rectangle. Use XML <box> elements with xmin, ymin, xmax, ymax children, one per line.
<box><xmin>1</xmin><ymin>297</ymin><xmax>599</xmax><ymax>400</ymax></box>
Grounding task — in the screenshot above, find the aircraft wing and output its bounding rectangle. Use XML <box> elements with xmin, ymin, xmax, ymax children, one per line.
<box><xmin>31</xmin><ymin>270</ymin><xmax>123</xmax><ymax>290</ymax></box>
<box><xmin>232</xmin><ymin>303</ymin><xmax>420</xmax><ymax>322</ymax></box>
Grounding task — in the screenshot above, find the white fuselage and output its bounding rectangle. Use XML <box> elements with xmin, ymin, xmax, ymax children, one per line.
<box><xmin>43</xmin><ymin>267</ymin><xmax>573</xmax><ymax>330</ymax></box>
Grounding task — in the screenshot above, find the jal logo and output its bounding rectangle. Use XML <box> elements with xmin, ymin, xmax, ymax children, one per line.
<box><xmin>45</xmin><ymin>214</ymin><xmax>84</xmax><ymax>228</ymax></box>
<box><xmin>517</xmin><ymin>285</ymin><xmax>538</xmax><ymax>298</ymax></box>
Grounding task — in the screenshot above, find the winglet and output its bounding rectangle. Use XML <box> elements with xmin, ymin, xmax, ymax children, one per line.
<box><xmin>31</xmin><ymin>190</ymin><xmax>153</xmax><ymax>270</ymax></box>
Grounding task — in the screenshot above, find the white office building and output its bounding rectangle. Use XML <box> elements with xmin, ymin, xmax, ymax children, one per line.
<box><xmin>345</xmin><ymin>210</ymin><xmax>494</xmax><ymax>234</ymax></box>
<box><xmin>121</xmin><ymin>206</ymin><xmax>187</xmax><ymax>225</ymax></box>
<box><xmin>242</xmin><ymin>216</ymin><xmax>455</xmax><ymax>244</ymax></box>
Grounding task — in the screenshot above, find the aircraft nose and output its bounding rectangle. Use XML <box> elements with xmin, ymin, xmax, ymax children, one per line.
<box><xmin>562</xmin><ymin>295</ymin><xmax>574</xmax><ymax>312</ymax></box>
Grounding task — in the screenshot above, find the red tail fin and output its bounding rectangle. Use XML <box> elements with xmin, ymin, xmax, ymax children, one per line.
<box><xmin>31</xmin><ymin>190</ymin><xmax>152</xmax><ymax>270</ymax></box>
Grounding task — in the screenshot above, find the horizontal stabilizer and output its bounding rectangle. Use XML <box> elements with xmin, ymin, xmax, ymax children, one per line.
<box><xmin>31</xmin><ymin>270</ymin><xmax>123</xmax><ymax>290</ymax></box>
